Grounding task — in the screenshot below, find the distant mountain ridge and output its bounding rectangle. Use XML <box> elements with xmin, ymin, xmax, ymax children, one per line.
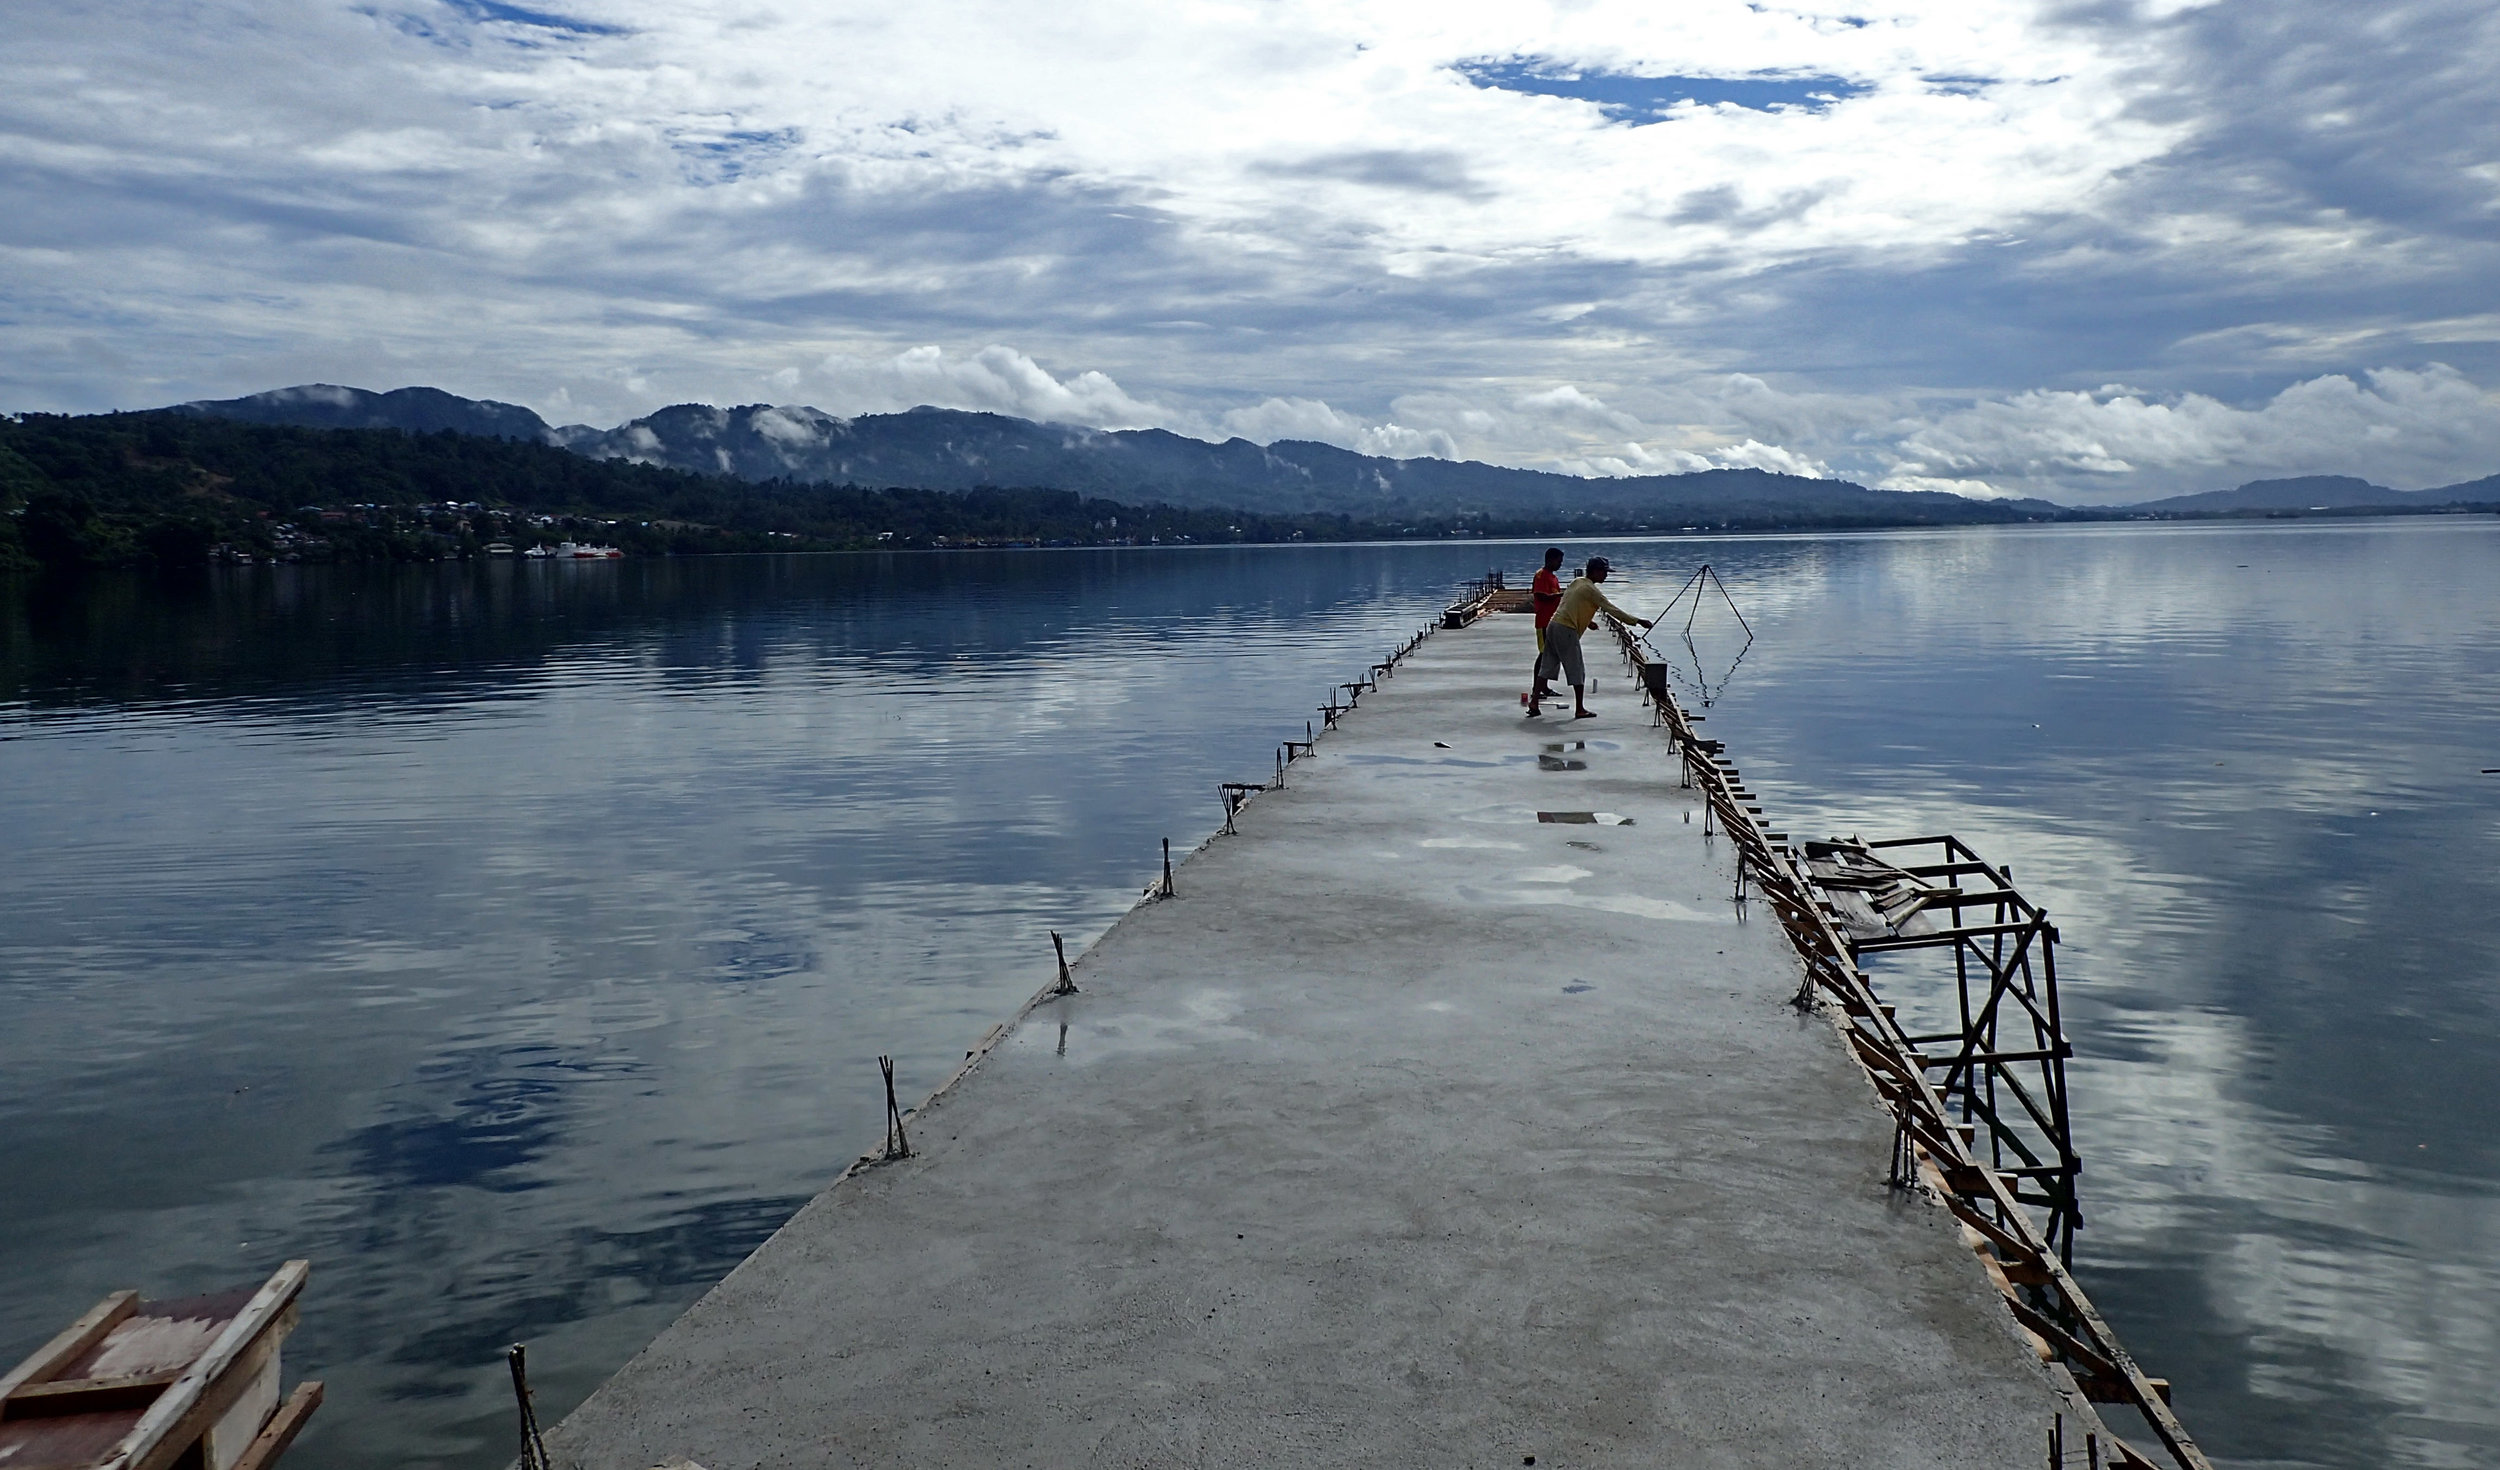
<box><xmin>172</xmin><ymin>384</ymin><xmax>2500</xmax><ymax>519</ymax></box>
<box><xmin>2123</xmin><ymin>474</ymin><xmax>2500</xmax><ymax>512</ymax></box>
<box><xmin>174</xmin><ymin>384</ymin><xmax>2055</xmax><ymax>525</ymax></box>
<box><xmin>180</xmin><ymin>383</ymin><xmax>556</xmax><ymax>443</ymax></box>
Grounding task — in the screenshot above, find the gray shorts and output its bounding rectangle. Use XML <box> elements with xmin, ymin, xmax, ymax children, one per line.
<box><xmin>1536</xmin><ymin>622</ymin><xmax>1586</xmax><ymax>687</ymax></box>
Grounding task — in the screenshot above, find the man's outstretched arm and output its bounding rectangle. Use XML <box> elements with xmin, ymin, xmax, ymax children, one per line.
<box><xmin>1595</xmin><ymin>588</ymin><xmax>1653</xmax><ymax>628</ymax></box>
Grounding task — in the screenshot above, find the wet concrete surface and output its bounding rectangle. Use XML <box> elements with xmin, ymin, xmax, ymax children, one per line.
<box><xmin>545</xmin><ymin>616</ymin><xmax>2056</xmax><ymax>1469</ymax></box>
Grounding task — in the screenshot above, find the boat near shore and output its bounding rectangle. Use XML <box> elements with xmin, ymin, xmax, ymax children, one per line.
<box><xmin>523</xmin><ymin>541</ymin><xmax>623</xmax><ymax>560</ymax></box>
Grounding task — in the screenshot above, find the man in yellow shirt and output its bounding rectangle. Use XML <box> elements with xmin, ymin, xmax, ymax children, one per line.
<box><xmin>1529</xmin><ymin>556</ymin><xmax>1653</xmax><ymax>720</ymax></box>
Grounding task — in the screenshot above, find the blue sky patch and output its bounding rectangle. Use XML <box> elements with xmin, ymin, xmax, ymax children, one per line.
<box><xmin>442</xmin><ymin>0</ymin><xmax>625</xmax><ymax>36</ymax></box>
<box><xmin>1459</xmin><ymin>59</ymin><xmax>1870</xmax><ymax>122</ymax></box>
<box><xmin>671</xmin><ymin>126</ymin><xmax>803</xmax><ymax>185</ymax></box>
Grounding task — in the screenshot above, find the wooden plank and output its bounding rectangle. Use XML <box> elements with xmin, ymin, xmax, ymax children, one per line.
<box><xmin>1939</xmin><ymin>1193</ymin><xmax>2034</xmax><ymax>1258</ymax></box>
<box><xmin>0</xmin><ymin>1292</ymin><xmax>139</xmax><ymax>1402</ymax></box>
<box><xmin>1842</xmin><ymin>1027</ymin><xmax>1913</xmax><ymax>1077</ymax></box>
<box><xmin>225</xmin><ymin>1382</ymin><xmax>320</xmax><ymax>1470</ymax></box>
<box><xmin>5</xmin><ymin>1369</ymin><xmax>183</xmax><ymax>1418</ymax></box>
<box><xmin>2025</xmin><ymin>1226</ymin><xmax>2209</xmax><ymax>1464</ymax></box>
<box><xmin>103</xmin><ymin>1262</ymin><xmax>307</xmax><ymax>1470</ymax></box>
<box><xmin>2005</xmin><ymin>1298</ymin><xmax>2117</xmax><ymax>1383</ymax></box>
<box><xmin>122</xmin><ymin>1314</ymin><xmax>289</xmax><ymax>1470</ymax></box>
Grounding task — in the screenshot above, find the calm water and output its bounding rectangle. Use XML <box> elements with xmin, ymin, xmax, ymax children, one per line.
<box><xmin>3</xmin><ymin>525</ymin><xmax>2495</xmax><ymax>1470</ymax></box>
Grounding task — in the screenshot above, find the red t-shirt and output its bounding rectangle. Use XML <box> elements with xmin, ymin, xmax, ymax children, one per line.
<box><xmin>1532</xmin><ymin>568</ymin><xmax>1563</xmax><ymax>628</ymax></box>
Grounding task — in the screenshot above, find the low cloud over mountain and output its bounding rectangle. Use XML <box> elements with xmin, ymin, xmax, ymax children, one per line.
<box><xmin>174</xmin><ymin>385</ymin><xmax>2053</xmax><ymax>524</ymax></box>
<box><xmin>173</xmin><ymin>383</ymin><xmax>2500</xmax><ymax>523</ymax></box>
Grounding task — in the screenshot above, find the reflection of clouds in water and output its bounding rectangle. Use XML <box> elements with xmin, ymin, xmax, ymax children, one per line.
<box><xmin>9</xmin><ymin>530</ymin><xmax>2496</xmax><ymax>1468</ymax></box>
<box><xmin>1672</xmin><ymin>520</ymin><xmax>2500</xmax><ymax>1467</ymax></box>
<box><xmin>1452</xmin><ymin>883</ymin><xmax>1725</xmax><ymax>926</ymax></box>
<box><xmin>1859</xmin><ymin>524</ymin><xmax>2491</xmax><ymax>663</ymax></box>
<box><xmin>1018</xmin><ymin>989</ymin><xmax>1254</xmax><ymax>1066</ymax></box>
<box><xmin>1789</xmin><ymin>787</ymin><xmax>2500</xmax><ymax>1455</ymax></box>
<box><xmin>2071</xmin><ymin>1010</ymin><xmax>2500</xmax><ymax>1457</ymax></box>
<box><xmin>0</xmin><ymin>544</ymin><xmax>1618</xmax><ymax>1466</ymax></box>
<box><xmin>334</xmin><ymin>1046</ymin><xmax>583</xmax><ymax>1194</ymax></box>
<box><xmin>1514</xmin><ymin>865</ymin><xmax>1593</xmax><ymax>884</ymax></box>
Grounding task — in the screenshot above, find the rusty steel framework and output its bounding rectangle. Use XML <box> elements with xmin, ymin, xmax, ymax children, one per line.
<box><xmin>1601</xmin><ymin>612</ymin><xmax>2213</xmax><ymax>1470</ymax></box>
<box><xmin>1806</xmin><ymin>833</ymin><xmax>2083</xmax><ymax>1263</ymax></box>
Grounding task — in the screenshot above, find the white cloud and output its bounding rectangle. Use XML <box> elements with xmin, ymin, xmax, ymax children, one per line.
<box><xmin>2</xmin><ymin>0</ymin><xmax>2497</xmax><ymax>501</ymax></box>
<box><xmin>1550</xmin><ymin>444</ymin><xmax>1717</xmax><ymax>478</ymax></box>
<box><xmin>1879</xmin><ymin>473</ymin><xmax>2020</xmax><ymax>500</ymax></box>
<box><xmin>1511</xmin><ymin>385</ymin><xmax>1644</xmax><ymax>436</ymax></box>
<box><xmin>1217</xmin><ymin>396</ymin><xmax>1456</xmax><ymax>459</ymax></box>
<box><xmin>1705</xmin><ymin>438</ymin><xmax>1831</xmax><ymax>478</ymax></box>
<box><xmin>813</xmin><ymin>345</ymin><xmax>1170</xmax><ymax>429</ymax></box>
<box><xmin>798</xmin><ymin>349</ymin><xmax>1463</xmax><ymax>458</ymax></box>
<box><xmin>1886</xmin><ymin>365</ymin><xmax>2500</xmax><ymax>498</ymax></box>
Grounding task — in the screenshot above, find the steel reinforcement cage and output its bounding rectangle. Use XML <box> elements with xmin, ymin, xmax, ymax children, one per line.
<box><xmin>1599</xmin><ymin>612</ymin><xmax>2212</xmax><ymax>1470</ymax></box>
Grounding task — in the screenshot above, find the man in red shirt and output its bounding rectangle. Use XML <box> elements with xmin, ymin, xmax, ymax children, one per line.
<box><xmin>1528</xmin><ymin>546</ymin><xmax>1566</xmax><ymax>704</ymax></box>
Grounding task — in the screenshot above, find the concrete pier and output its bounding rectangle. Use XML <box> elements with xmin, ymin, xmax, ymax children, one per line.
<box><xmin>547</xmin><ymin>614</ymin><xmax>2058</xmax><ymax>1469</ymax></box>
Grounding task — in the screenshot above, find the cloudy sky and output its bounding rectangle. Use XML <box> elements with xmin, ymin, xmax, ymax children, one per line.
<box><xmin>6</xmin><ymin>0</ymin><xmax>2497</xmax><ymax>502</ymax></box>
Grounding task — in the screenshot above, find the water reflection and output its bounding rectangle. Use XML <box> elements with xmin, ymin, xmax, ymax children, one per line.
<box><xmin>1640</xmin><ymin>564</ymin><xmax>1755</xmax><ymax>708</ymax></box>
<box><xmin>1</xmin><ymin>545</ymin><xmax>1522</xmax><ymax>1470</ymax></box>
<box><xmin>1680</xmin><ymin>520</ymin><xmax>2500</xmax><ymax>1470</ymax></box>
<box><xmin>4</xmin><ymin>525</ymin><xmax>2496</xmax><ymax>1470</ymax></box>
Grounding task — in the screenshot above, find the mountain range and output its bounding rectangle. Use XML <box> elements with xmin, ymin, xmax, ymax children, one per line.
<box><xmin>2122</xmin><ymin>473</ymin><xmax>2500</xmax><ymax>513</ymax></box>
<box><xmin>171</xmin><ymin>384</ymin><xmax>2500</xmax><ymax>519</ymax></box>
<box><xmin>169</xmin><ymin>385</ymin><xmax>2050</xmax><ymax>526</ymax></box>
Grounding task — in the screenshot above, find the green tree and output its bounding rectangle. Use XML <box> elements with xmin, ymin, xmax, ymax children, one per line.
<box><xmin>21</xmin><ymin>492</ymin><xmax>102</xmax><ymax>570</ymax></box>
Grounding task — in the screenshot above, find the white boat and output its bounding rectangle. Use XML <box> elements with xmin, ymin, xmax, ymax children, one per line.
<box><xmin>522</xmin><ymin>545</ymin><xmax>555</xmax><ymax>559</ymax></box>
<box><xmin>556</xmin><ymin>541</ymin><xmax>623</xmax><ymax>559</ymax></box>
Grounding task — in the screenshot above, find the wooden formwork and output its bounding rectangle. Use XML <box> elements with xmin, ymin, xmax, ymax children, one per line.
<box><xmin>0</xmin><ymin>1263</ymin><xmax>321</xmax><ymax>1470</ymax></box>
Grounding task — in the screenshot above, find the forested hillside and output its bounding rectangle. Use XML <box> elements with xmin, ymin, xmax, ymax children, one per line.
<box><xmin>0</xmin><ymin>410</ymin><xmax>2038</xmax><ymax>574</ymax></box>
<box><xmin>0</xmin><ymin>411</ymin><xmax>1440</xmax><ymax>572</ymax></box>
<box><xmin>181</xmin><ymin>383</ymin><xmax>2068</xmax><ymax>523</ymax></box>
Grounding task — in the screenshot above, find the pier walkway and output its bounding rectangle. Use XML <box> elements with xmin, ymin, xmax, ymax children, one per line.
<box><xmin>547</xmin><ymin>615</ymin><xmax>2056</xmax><ymax>1469</ymax></box>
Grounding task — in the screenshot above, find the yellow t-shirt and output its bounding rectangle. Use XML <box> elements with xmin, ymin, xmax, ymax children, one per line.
<box><xmin>1551</xmin><ymin>576</ymin><xmax>1634</xmax><ymax>632</ymax></box>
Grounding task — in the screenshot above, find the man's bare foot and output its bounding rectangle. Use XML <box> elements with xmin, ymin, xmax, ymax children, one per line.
<box><xmin>1573</xmin><ymin>708</ymin><xmax>1598</xmax><ymax>719</ymax></box>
